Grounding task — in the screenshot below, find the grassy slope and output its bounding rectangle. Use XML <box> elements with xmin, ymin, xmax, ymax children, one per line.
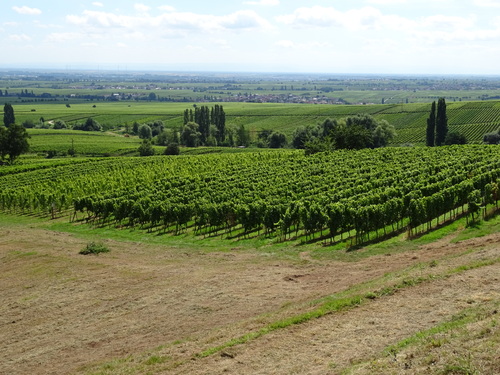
<box><xmin>1</xmin><ymin>211</ymin><xmax>498</xmax><ymax>375</ymax></box>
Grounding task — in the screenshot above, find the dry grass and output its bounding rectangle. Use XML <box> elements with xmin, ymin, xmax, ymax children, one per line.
<box><xmin>1</xmin><ymin>221</ymin><xmax>499</xmax><ymax>375</ymax></box>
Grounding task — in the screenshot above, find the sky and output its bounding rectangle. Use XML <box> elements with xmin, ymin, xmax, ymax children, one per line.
<box><xmin>2</xmin><ymin>0</ymin><xmax>500</xmax><ymax>74</ymax></box>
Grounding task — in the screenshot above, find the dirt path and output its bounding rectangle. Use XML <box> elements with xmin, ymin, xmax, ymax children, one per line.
<box><xmin>1</xmin><ymin>226</ymin><xmax>499</xmax><ymax>375</ymax></box>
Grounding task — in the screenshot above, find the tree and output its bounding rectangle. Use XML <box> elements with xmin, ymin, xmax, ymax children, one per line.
<box><xmin>268</xmin><ymin>131</ymin><xmax>287</xmax><ymax>148</ymax></box>
<box><xmin>22</xmin><ymin>119</ymin><xmax>35</xmax><ymax>128</ymax></box>
<box><xmin>74</xmin><ymin>117</ymin><xmax>102</xmax><ymax>131</ymax></box>
<box><xmin>53</xmin><ymin>120</ymin><xmax>67</xmax><ymax>129</ymax></box>
<box><xmin>483</xmin><ymin>130</ymin><xmax>500</xmax><ymax>144</ymax></box>
<box><xmin>156</xmin><ymin>129</ymin><xmax>171</xmax><ymax>146</ymax></box>
<box><xmin>320</xmin><ymin>118</ymin><xmax>337</xmax><ymax>138</ymax></box>
<box><xmin>211</xmin><ymin>104</ymin><xmax>226</xmax><ymax>143</ymax></box>
<box><xmin>372</xmin><ymin>119</ymin><xmax>396</xmax><ymax>148</ymax></box>
<box><xmin>138</xmin><ymin>124</ymin><xmax>152</xmax><ymax>139</ymax></box>
<box><xmin>426</xmin><ymin>101</ymin><xmax>436</xmax><ymax>147</ymax></box>
<box><xmin>3</xmin><ymin>103</ymin><xmax>15</xmax><ymax>128</ymax></box>
<box><xmin>148</xmin><ymin>120</ymin><xmax>164</xmax><ymax>137</ymax></box>
<box><xmin>236</xmin><ymin>124</ymin><xmax>250</xmax><ymax>147</ymax></box>
<box><xmin>291</xmin><ymin>125</ymin><xmax>319</xmax><ymax>149</ymax></box>
<box><xmin>132</xmin><ymin>121</ymin><xmax>140</xmax><ymax>135</ymax></box>
<box><xmin>164</xmin><ymin>143</ymin><xmax>180</xmax><ymax>155</ymax></box>
<box><xmin>181</xmin><ymin>122</ymin><xmax>201</xmax><ymax>147</ymax></box>
<box><xmin>0</xmin><ymin>123</ymin><xmax>30</xmax><ymax>163</ymax></box>
<box><xmin>332</xmin><ymin>124</ymin><xmax>373</xmax><ymax>150</ymax></box>
<box><xmin>138</xmin><ymin>139</ymin><xmax>155</xmax><ymax>156</ymax></box>
<box><xmin>445</xmin><ymin>131</ymin><xmax>467</xmax><ymax>145</ymax></box>
<box><xmin>435</xmin><ymin>98</ymin><xmax>448</xmax><ymax>146</ymax></box>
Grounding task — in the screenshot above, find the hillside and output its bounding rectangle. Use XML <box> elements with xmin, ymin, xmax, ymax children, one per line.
<box><xmin>11</xmin><ymin>99</ymin><xmax>500</xmax><ymax>149</ymax></box>
<box><xmin>1</xmin><ymin>212</ymin><xmax>499</xmax><ymax>375</ymax></box>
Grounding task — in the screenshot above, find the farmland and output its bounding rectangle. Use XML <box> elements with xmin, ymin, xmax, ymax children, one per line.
<box><xmin>2</xmin><ymin>145</ymin><xmax>500</xmax><ymax>247</ymax></box>
<box><xmin>1</xmin><ymin>71</ymin><xmax>500</xmax><ymax>375</ymax></box>
<box><xmin>6</xmin><ymin>99</ymin><xmax>500</xmax><ymax>154</ymax></box>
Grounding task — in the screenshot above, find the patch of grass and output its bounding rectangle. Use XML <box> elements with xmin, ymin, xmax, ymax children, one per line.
<box><xmin>343</xmin><ymin>300</ymin><xmax>499</xmax><ymax>375</ymax></box>
<box><xmin>452</xmin><ymin>214</ymin><xmax>500</xmax><ymax>243</ymax></box>
<box><xmin>143</xmin><ymin>355</ymin><xmax>170</xmax><ymax>366</ymax></box>
<box><xmin>79</xmin><ymin>241</ymin><xmax>110</xmax><ymax>255</ymax></box>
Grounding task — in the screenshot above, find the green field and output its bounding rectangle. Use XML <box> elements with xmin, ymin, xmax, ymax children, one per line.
<box><xmin>7</xmin><ymin>99</ymin><xmax>500</xmax><ymax>153</ymax></box>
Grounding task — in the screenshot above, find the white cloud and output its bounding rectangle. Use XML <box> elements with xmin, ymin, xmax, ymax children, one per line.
<box><xmin>277</xmin><ymin>6</ymin><xmax>408</xmax><ymax>31</ymax></box>
<box><xmin>212</xmin><ymin>39</ymin><xmax>230</xmax><ymax>49</ymax></box>
<box><xmin>46</xmin><ymin>32</ymin><xmax>82</xmax><ymax>42</ymax></box>
<box><xmin>4</xmin><ymin>22</ymin><xmax>19</xmax><ymax>27</ymax></box>
<box><xmin>67</xmin><ymin>9</ymin><xmax>272</xmax><ymax>34</ymax></box>
<box><xmin>366</xmin><ymin>0</ymin><xmax>406</xmax><ymax>4</ymax></box>
<box><xmin>134</xmin><ymin>3</ymin><xmax>151</xmax><ymax>13</ymax></box>
<box><xmin>117</xmin><ymin>42</ymin><xmax>128</xmax><ymax>48</ymax></box>
<box><xmin>275</xmin><ymin>39</ymin><xmax>330</xmax><ymax>50</ymax></box>
<box><xmin>8</xmin><ymin>33</ymin><xmax>32</xmax><ymax>41</ymax></box>
<box><xmin>474</xmin><ymin>0</ymin><xmax>500</xmax><ymax>7</ymax></box>
<box><xmin>420</xmin><ymin>15</ymin><xmax>476</xmax><ymax>32</ymax></box>
<box><xmin>158</xmin><ymin>5</ymin><xmax>175</xmax><ymax>12</ymax></box>
<box><xmin>92</xmin><ymin>2</ymin><xmax>104</xmax><ymax>7</ymax></box>
<box><xmin>12</xmin><ymin>6</ymin><xmax>42</xmax><ymax>15</ymax></box>
<box><xmin>244</xmin><ymin>0</ymin><xmax>280</xmax><ymax>6</ymax></box>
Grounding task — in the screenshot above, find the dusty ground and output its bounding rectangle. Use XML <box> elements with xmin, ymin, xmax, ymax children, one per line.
<box><xmin>1</xmin><ymin>225</ymin><xmax>499</xmax><ymax>375</ymax></box>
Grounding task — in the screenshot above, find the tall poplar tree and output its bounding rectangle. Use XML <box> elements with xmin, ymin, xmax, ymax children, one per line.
<box><xmin>3</xmin><ymin>103</ymin><xmax>15</xmax><ymax>128</ymax></box>
<box><xmin>435</xmin><ymin>97</ymin><xmax>448</xmax><ymax>146</ymax></box>
<box><xmin>426</xmin><ymin>101</ymin><xmax>436</xmax><ymax>147</ymax></box>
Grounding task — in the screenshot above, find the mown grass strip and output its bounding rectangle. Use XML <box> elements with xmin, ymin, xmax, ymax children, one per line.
<box><xmin>194</xmin><ymin>255</ymin><xmax>500</xmax><ymax>360</ymax></box>
<box><xmin>342</xmin><ymin>300</ymin><xmax>500</xmax><ymax>375</ymax></box>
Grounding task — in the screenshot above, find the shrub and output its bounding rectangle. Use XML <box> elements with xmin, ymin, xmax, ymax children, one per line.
<box><xmin>164</xmin><ymin>143</ymin><xmax>180</xmax><ymax>155</ymax></box>
<box><xmin>138</xmin><ymin>139</ymin><xmax>155</xmax><ymax>156</ymax></box>
<box><xmin>79</xmin><ymin>241</ymin><xmax>110</xmax><ymax>255</ymax></box>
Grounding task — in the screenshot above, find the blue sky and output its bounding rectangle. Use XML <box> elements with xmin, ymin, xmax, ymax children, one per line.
<box><xmin>2</xmin><ymin>0</ymin><xmax>500</xmax><ymax>74</ymax></box>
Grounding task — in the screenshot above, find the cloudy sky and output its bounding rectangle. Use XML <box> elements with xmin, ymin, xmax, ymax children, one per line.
<box><xmin>2</xmin><ymin>0</ymin><xmax>500</xmax><ymax>74</ymax></box>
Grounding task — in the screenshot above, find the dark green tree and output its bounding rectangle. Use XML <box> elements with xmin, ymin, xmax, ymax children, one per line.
<box><xmin>426</xmin><ymin>101</ymin><xmax>436</xmax><ymax>147</ymax></box>
<box><xmin>0</xmin><ymin>123</ymin><xmax>30</xmax><ymax>163</ymax></box>
<box><xmin>132</xmin><ymin>121</ymin><xmax>140</xmax><ymax>135</ymax></box>
<box><xmin>138</xmin><ymin>124</ymin><xmax>152</xmax><ymax>139</ymax></box>
<box><xmin>372</xmin><ymin>119</ymin><xmax>396</xmax><ymax>148</ymax></box>
<box><xmin>181</xmin><ymin>122</ymin><xmax>201</xmax><ymax>147</ymax></box>
<box><xmin>444</xmin><ymin>131</ymin><xmax>467</xmax><ymax>145</ymax></box>
<box><xmin>3</xmin><ymin>103</ymin><xmax>15</xmax><ymax>128</ymax></box>
<box><xmin>483</xmin><ymin>130</ymin><xmax>500</xmax><ymax>144</ymax></box>
<box><xmin>291</xmin><ymin>125</ymin><xmax>319</xmax><ymax>149</ymax></box>
<box><xmin>164</xmin><ymin>143</ymin><xmax>180</xmax><ymax>155</ymax></box>
<box><xmin>194</xmin><ymin>106</ymin><xmax>210</xmax><ymax>145</ymax></box>
<box><xmin>138</xmin><ymin>139</ymin><xmax>155</xmax><ymax>156</ymax></box>
<box><xmin>332</xmin><ymin>124</ymin><xmax>373</xmax><ymax>150</ymax></box>
<box><xmin>320</xmin><ymin>118</ymin><xmax>337</xmax><ymax>137</ymax></box>
<box><xmin>269</xmin><ymin>131</ymin><xmax>287</xmax><ymax>148</ymax></box>
<box><xmin>74</xmin><ymin>117</ymin><xmax>102</xmax><ymax>131</ymax></box>
<box><xmin>53</xmin><ymin>120</ymin><xmax>67</xmax><ymax>129</ymax></box>
<box><xmin>435</xmin><ymin>98</ymin><xmax>448</xmax><ymax>146</ymax></box>
<box><xmin>236</xmin><ymin>124</ymin><xmax>250</xmax><ymax>147</ymax></box>
<box><xmin>155</xmin><ymin>129</ymin><xmax>171</xmax><ymax>146</ymax></box>
<box><xmin>211</xmin><ymin>104</ymin><xmax>226</xmax><ymax>143</ymax></box>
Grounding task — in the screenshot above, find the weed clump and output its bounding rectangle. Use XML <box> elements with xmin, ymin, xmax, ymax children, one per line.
<box><xmin>79</xmin><ymin>241</ymin><xmax>110</xmax><ymax>255</ymax></box>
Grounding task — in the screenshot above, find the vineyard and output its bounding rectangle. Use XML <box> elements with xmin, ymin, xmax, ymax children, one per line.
<box><xmin>1</xmin><ymin>145</ymin><xmax>499</xmax><ymax>246</ymax></box>
<box><xmin>9</xmin><ymin>99</ymin><xmax>500</xmax><ymax>150</ymax></box>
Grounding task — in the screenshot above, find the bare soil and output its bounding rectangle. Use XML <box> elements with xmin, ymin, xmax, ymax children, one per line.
<box><xmin>1</xmin><ymin>225</ymin><xmax>499</xmax><ymax>375</ymax></box>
